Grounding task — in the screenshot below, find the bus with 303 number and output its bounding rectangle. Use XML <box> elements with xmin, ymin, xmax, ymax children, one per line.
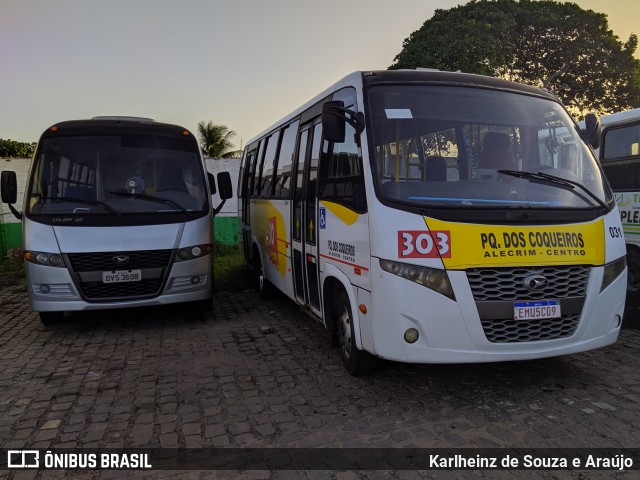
<box><xmin>238</xmin><ymin>70</ymin><xmax>627</xmax><ymax>375</ymax></box>
<box><xmin>1</xmin><ymin>117</ymin><xmax>232</xmax><ymax>325</ymax></box>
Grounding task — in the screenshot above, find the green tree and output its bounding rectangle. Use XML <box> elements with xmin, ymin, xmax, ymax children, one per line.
<box><xmin>197</xmin><ymin>121</ymin><xmax>241</xmax><ymax>158</ymax></box>
<box><xmin>390</xmin><ymin>0</ymin><xmax>640</xmax><ymax>117</ymax></box>
<box><xmin>0</xmin><ymin>139</ymin><xmax>36</xmax><ymax>158</ymax></box>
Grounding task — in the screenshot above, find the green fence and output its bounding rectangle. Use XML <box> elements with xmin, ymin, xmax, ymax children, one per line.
<box><xmin>0</xmin><ymin>222</ymin><xmax>21</xmax><ymax>257</ymax></box>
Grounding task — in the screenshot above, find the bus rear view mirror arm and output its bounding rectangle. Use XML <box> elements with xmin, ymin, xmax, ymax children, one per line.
<box><xmin>1</xmin><ymin>170</ymin><xmax>22</xmax><ymax>220</ymax></box>
<box><xmin>322</xmin><ymin>101</ymin><xmax>365</xmax><ymax>146</ymax></box>
<box><xmin>212</xmin><ymin>171</ymin><xmax>233</xmax><ymax>216</ymax></box>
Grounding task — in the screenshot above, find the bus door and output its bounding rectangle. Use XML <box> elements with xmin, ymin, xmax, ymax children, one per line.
<box><xmin>241</xmin><ymin>149</ymin><xmax>257</xmax><ymax>262</ymax></box>
<box><xmin>292</xmin><ymin>121</ymin><xmax>323</xmax><ymax>315</ymax></box>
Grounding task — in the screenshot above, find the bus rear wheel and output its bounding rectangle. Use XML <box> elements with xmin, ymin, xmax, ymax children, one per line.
<box><xmin>336</xmin><ymin>290</ymin><xmax>376</xmax><ymax>375</ymax></box>
<box><xmin>253</xmin><ymin>249</ymin><xmax>273</xmax><ymax>299</ymax></box>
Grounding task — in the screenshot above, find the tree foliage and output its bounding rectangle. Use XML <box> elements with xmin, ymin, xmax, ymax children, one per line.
<box><xmin>197</xmin><ymin>121</ymin><xmax>241</xmax><ymax>158</ymax></box>
<box><xmin>0</xmin><ymin>139</ymin><xmax>36</xmax><ymax>158</ymax></box>
<box><xmin>390</xmin><ymin>0</ymin><xmax>640</xmax><ymax>117</ymax></box>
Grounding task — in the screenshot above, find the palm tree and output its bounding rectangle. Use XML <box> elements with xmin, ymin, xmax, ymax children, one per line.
<box><xmin>197</xmin><ymin>121</ymin><xmax>242</xmax><ymax>158</ymax></box>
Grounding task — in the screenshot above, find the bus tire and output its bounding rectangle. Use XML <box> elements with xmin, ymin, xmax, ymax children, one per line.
<box><xmin>253</xmin><ymin>248</ymin><xmax>273</xmax><ymax>299</ymax></box>
<box><xmin>627</xmin><ymin>247</ymin><xmax>640</xmax><ymax>303</ymax></box>
<box><xmin>336</xmin><ymin>289</ymin><xmax>376</xmax><ymax>375</ymax></box>
<box><xmin>39</xmin><ymin>311</ymin><xmax>64</xmax><ymax>326</ymax></box>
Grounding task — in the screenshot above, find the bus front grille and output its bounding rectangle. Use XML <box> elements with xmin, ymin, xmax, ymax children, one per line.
<box><xmin>466</xmin><ymin>265</ymin><xmax>590</xmax><ymax>301</ymax></box>
<box><xmin>66</xmin><ymin>250</ymin><xmax>173</xmax><ymax>301</ymax></box>
<box><xmin>467</xmin><ymin>265</ymin><xmax>589</xmax><ymax>343</ymax></box>
<box><xmin>481</xmin><ymin>314</ymin><xmax>580</xmax><ymax>343</ymax></box>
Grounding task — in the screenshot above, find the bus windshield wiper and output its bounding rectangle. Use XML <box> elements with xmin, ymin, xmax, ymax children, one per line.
<box><xmin>109</xmin><ymin>190</ymin><xmax>193</xmax><ymax>217</ymax></box>
<box><xmin>497</xmin><ymin>169</ymin><xmax>608</xmax><ymax>209</ymax></box>
<box><xmin>42</xmin><ymin>196</ymin><xmax>123</xmax><ymax>216</ymax></box>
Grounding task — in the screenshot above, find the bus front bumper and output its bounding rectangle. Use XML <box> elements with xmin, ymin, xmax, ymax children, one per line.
<box><xmin>26</xmin><ymin>255</ymin><xmax>213</xmax><ymax>313</ymax></box>
<box><xmin>367</xmin><ymin>263</ymin><xmax>625</xmax><ymax>364</ymax></box>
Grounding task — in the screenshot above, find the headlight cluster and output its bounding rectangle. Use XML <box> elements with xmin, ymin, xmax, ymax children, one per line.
<box><xmin>601</xmin><ymin>256</ymin><xmax>626</xmax><ymax>292</ymax></box>
<box><xmin>380</xmin><ymin>259</ymin><xmax>455</xmax><ymax>300</ymax></box>
<box><xmin>24</xmin><ymin>251</ymin><xmax>65</xmax><ymax>268</ymax></box>
<box><xmin>175</xmin><ymin>244</ymin><xmax>213</xmax><ymax>262</ymax></box>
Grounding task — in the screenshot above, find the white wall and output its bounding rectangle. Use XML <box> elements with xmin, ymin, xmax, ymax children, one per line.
<box><xmin>205</xmin><ymin>157</ymin><xmax>240</xmax><ymax>216</ymax></box>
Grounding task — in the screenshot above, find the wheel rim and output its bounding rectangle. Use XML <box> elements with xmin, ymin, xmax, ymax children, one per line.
<box><xmin>259</xmin><ymin>270</ymin><xmax>265</xmax><ymax>291</ymax></box>
<box><xmin>338</xmin><ymin>305</ymin><xmax>352</xmax><ymax>359</ymax></box>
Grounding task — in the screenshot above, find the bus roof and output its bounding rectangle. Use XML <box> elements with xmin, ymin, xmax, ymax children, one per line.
<box><xmin>39</xmin><ymin>117</ymin><xmax>195</xmax><ymax>139</ymax></box>
<box><xmin>599</xmin><ymin>107</ymin><xmax>640</xmax><ymax>128</ymax></box>
<box><xmin>245</xmin><ymin>69</ymin><xmax>558</xmax><ymax>147</ymax></box>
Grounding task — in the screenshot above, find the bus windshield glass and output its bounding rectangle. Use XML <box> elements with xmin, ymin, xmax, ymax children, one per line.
<box><xmin>367</xmin><ymin>85</ymin><xmax>612</xmax><ymax>209</ymax></box>
<box><xmin>27</xmin><ymin>134</ymin><xmax>208</xmax><ymax>218</ymax></box>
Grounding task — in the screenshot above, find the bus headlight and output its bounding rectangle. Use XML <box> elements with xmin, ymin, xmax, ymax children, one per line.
<box><xmin>601</xmin><ymin>256</ymin><xmax>626</xmax><ymax>292</ymax></box>
<box><xmin>175</xmin><ymin>244</ymin><xmax>213</xmax><ymax>262</ymax></box>
<box><xmin>24</xmin><ymin>251</ymin><xmax>66</xmax><ymax>268</ymax></box>
<box><xmin>380</xmin><ymin>259</ymin><xmax>455</xmax><ymax>300</ymax></box>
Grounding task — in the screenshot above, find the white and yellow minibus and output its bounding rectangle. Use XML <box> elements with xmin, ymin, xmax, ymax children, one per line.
<box><xmin>1</xmin><ymin>117</ymin><xmax>232</xmax><ymax>325</ymax></box>
<box><xmin>238</xmin><ymin>70</ymin><xmax>627</xmax><ymax>374</ymax></box>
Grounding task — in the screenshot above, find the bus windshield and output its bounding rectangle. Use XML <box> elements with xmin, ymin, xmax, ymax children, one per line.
<box><xmin>367</xmin><ymin>85</ymin><xmax>612</xmax><ymax>209</ymax></box>
<box><xmin>27</xmin><ymin>134</ymin><xmax>208</xmax><ymax>219</ymax></box>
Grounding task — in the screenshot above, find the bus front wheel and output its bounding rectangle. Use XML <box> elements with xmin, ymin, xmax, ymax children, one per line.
<box><xmin>39</xmin><ymin>311</ymin><xmax>64</xmax><ymax>326</ymax></box>
<box><xmin>626</xmin><ymin>248</ymin><xmax>640</xmax><ymax>310</ymax></box>
<box><xmin>336</xmin><ymin>290</ymin><xmax>376</xmax><ymax>375</ymax></box>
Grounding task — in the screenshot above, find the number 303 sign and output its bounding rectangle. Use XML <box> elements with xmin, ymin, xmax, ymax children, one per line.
<box><xmin>398</xmin><ymin>230</ymin><xmax>451</xmax><ymax>258</ymax></box>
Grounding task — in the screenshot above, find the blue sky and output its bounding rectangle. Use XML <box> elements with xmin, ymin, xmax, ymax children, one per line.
<box><xmin>1</xmin><ymin>0</ymin><xmax>637</xmax><ymax>148</ymax></box>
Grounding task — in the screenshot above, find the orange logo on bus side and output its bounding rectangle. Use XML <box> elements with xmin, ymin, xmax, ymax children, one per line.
<box><xmin>268</xmin><ymin>216</ymin><xmax>279</xmax><ymax>267</ymax></box>
<box><xmin>398</xmin><ymin>230</ymin><xmax>451</xmax><ymax>259</ymax></box>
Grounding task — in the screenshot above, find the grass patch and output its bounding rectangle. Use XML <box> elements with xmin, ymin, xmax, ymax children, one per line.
<box><xmin>213</xmin><ymin>241</ymin><xmax>255</xmax><ymax>292</ymax></box>
<box><xmin>0</xmin><ymin>248</ymin><xmax>25</xmax><ymax>287</ymax></box>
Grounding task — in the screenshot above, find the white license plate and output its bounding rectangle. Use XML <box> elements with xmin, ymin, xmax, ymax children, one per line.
<box><xmin>102</xmin><ymin>270</ymin><xmax>142</xmax><ymax>284</ymax></box>
<box><xmin>514</xmin><ymin>300</ymin><xmax>561</xmax><ymax>321</ymax></box>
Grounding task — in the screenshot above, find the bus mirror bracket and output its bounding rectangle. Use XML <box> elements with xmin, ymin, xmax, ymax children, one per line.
<box><xmin>207</xmin><ymin>172</ymin><xmax>217</xmax><ymax>196</ymax></box>
<box><xmin>322</xmin><ymin>101</ymin><xmax>365</xmax><ymax>146</ymax></box>
<box><xmin>1</xmin><ymin>171</ymin><xmax>22</xmax><ymax>220</ymax></box>
<box><xmin>584</xmin><ymin>112</ymin><xmax>601</xmax><ymax>150</ymax></box>
<box><xmin>212</xmin><ymin>171</ymin><xmax>233</xmax><ymax>216</ymax></box>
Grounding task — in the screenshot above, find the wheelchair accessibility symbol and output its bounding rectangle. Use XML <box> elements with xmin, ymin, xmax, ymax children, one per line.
<box><xmin>319</xmin><ymin>207</ymin><xmax>326</xmax><ymax>229</ymax></box>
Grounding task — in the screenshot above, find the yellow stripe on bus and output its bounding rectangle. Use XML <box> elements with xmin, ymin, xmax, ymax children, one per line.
<box><xmin>321</xmin><ymin>201</ymin><xmax>359</xmax><ymax>226</ymax></box>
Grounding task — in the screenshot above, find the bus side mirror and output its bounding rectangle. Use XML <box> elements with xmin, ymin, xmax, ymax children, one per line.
<box><xmin>322</xmin><ymin>101</ymin><xmax>366</xmax><ymax>146</ymax></box>
<box><xmin>211</xmin><ymin>171</ymin><xmax>233</xmax><ymax>216</ymax></box>
<box><xmin>1</xmin><ymin>171</ymin><xmax>22</xmax><ymax>220</ymax></box>
<box><xmin>217</xmin><ymin>171</ymin><xmax>233</xmax><ymax>201</ymax></box>
<box><xmin>322</xmin><ymin>101</ymin><xmax>346</xmax><ymax>143</ymax></box>
<box><xmin>1</xmin><ymin>171</ymin><xmax>18</xmax><ymax>204</ymax></box>
<box><xmin>207</xmin><ymin>172</ymin><xmax>217</xmax><ymax>196</ymax></box>
<box><xmin>584</xmin><ymin>112</ymin><xmax>601</xmax><ymax>150</ymax></box>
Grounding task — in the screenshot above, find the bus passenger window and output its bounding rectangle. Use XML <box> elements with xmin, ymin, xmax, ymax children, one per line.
<box><xmin>319</xmin><ymin>121</ymin><xmax>367</xmax><ymax>213</ymax></box>
<box><xmin>258</xmin><ymin>133</ymin><xmax>279</xmax><ymax>196</ymax></box>
<box><xmin>274</xmin><ymin>121</ymin><xmax>299</xmax><ymax>198</ymax></box>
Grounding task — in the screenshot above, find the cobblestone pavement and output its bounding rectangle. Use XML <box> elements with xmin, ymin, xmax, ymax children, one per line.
<box><xmin>1</xmin><ymin>282</ymin><xmax>639</xmax><ymax>480</ymax></box>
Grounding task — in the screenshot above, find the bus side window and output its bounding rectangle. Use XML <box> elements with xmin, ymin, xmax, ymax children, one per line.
<box><xmin>603</xmin><ymin>124</ymin><xmax>640</xmax><ymax>161</ymax></box>
<box><xmin>274</xmin><ymin>120</ymin><xmax>299</xmax><ymax>198</ymax></box>
<box><xmin>319</xmin><ymin>120</ymin><xmax>367</xmax><ymax>214</ymax></box>
<box><xmin>253</xmin><ymin>138</ymin><xmax>267</xmax><ymax>196</ymax></box>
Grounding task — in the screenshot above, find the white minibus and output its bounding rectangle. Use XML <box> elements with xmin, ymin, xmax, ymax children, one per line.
<box><xmin>1</xmin><ymin>117</ymin><xmax>232</xmax><ymax>325</ymax></box>
<box><xmin>238</xmin><ymin>70</ymin><xmax>627</xmax><ymax>375</ymax></box>
<box><xmin>592</xmin><ymin>108</ymin><xmax>640</xmax><ymax>299</ymax></box>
